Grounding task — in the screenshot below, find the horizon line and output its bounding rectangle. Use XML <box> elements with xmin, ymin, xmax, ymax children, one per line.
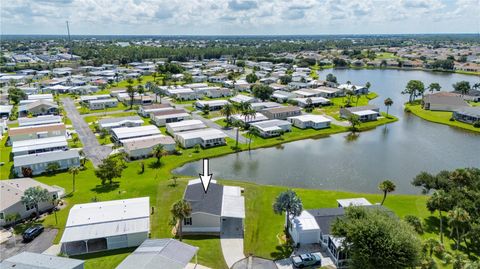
<box><xmin>1</xmin><ymin>33</ymin><xmax>479</xmax><ymax>37</ymax></box>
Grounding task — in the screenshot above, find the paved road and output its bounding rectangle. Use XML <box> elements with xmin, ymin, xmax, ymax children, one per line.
<box><xmin>220</xmin><ymin>218</ymin><xmax>245</xmax><ymax>268</ymax></box>
<box><xmin>191</xmin><ymin>113</ymin><xmax>248</xmax><ymax>144</ymax></box>
<box><xmin>1</xmin><ymin>229</ymin><xmax>58</xmax><ymax>260</ymax></box>
<box><xmin>62</xmin><ymin>97</ymin><xmax>112</xmax><ymax>166</ymax></box>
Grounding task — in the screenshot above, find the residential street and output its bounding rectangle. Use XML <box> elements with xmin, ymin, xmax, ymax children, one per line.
<box><xmin>0</xmin><ymin>229</ymin><xmax>58</xmax><ymax>260</ymax></box>
<box><xmin>61</xmin><ymin>97</ymin><xmax>112</xmax><ymax>166</ymax></box>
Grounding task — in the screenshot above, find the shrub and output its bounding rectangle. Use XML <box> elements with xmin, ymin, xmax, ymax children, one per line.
<box><xmin>449</xmin><ymin>117</ymin><xmax>455</xmax><ymax>122</ymax></box>
<box><xmin>473</xmin><ymin>120</ymin><xmax>480</xmax><ymax>128</ymax></box>
<box><xmin>404</xmin><ymin>107</ymin><xmax>411</xmax><ymax>112</ymax></box>
<box><xmin>404</xmin><ymin>215</ymin><xmax>423</xmax><ymax>234</ymax></box>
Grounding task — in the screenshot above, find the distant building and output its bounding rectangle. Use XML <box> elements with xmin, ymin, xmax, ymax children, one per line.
<box><xmin>422</xmin><ymin>92</ymin><xmax>469</xmax><ymax>111</ymax></box>
<box><xmin>340</xmin><ymin>105</ymin><xmax>380</xmax><ymax>122</ymax></box>
<box><xmin>453</xmin><ymin>107</ymin><xmax>480</xmax><ymax>124</ymax></box>
<box><xmin>250</xmin><ymin>120</ymin><xmax>292</xmax><ymax>137</ymax></box>
<box><xmin>261</xmin><ymin>106</ymin><xmax>302</xmax><ymax>120</ymax></box>
<box><xmin>123</xmin><ymin>135</ymin><xmax>176</xmax><ymax>160</ymax></box>
<box><xmin>174</xmin><ymin>128</ymin><xmax>227</xmax><ymax>148</ymax></box>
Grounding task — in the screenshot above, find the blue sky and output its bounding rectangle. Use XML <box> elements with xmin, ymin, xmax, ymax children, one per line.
<box><xmin>1</xmin><ymin>0</ymin><xmax>479</xmax><ymax>35</ymax></box>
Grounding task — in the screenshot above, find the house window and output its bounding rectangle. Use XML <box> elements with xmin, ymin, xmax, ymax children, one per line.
<box><xmin>0</xmin><ymin>213</ymin><xmax>4</xmax><ymax>220</ymax></box>
<box><xmin>25</xmin><ymin>203</ymin><xmax>35</xmax><ymax>211</ymax></box>
<box><xmin>184</xmin><ymin>217</ymin><xmax>192</xmax><ymax>225</ymax></box>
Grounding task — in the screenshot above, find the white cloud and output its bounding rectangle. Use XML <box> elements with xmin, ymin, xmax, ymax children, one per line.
<box><xmin>0</xmin><ymin>0</ymin><xmax>477</xmax><ymax>34</ymax></box>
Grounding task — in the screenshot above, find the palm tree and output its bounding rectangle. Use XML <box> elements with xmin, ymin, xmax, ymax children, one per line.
<box><xmin>21</xmin><ymin>186</ymin><xmax>50</xmax><ymax>217</ymax></box>
<box><xmin>427</xmin><ymin>190</ymin><xmax>453</xmax><ymax>243</ymax></box>
<box><xmin>68</xmin><ymin>166</ymin><xmax>80</xmax><ymax>193</ymax></box>
<box><xmin>378</xmin><ymin>180</ymin><xmax>396</xmax><ymax>205</ymax></box>
<box><xmin>152</xmin><ymin>144</ymin><xmax>167</xmax><ymax>164</ymax></box>
<box><xmin>448</xmin><ymin>207</ymin><xmax>470</xmax><ymax>250</ymax></box>
<box><xmin>239</xmin><ymin>102</ymin><xmax>254</xmax><ymax>123</ymax></box>
<box><xmin>273</xmin><ymin>190</ymin><xmax>303</xmax><ymax>233</ymax></box>
<box><xmin>345</xmin><ymin>90</ymin><xmax>354</xmax><ymax>106</ymax></box>
<box><xmin>231</xmin><ymin>120</ymin><xmax>243</xmax><ymax>150</ymax></box>
<box><xmin>427</xmin><ymin>82</ymin><xmax>441</xmax><ymax>94</ymax></box>
<box><xmin>137</xmin><ymin>85</ymin><xmax>145</xmax><ymax>103</ymax></box>
<box><xmin>247</xmin><ymin>127</ymin><xmax>260</xmax><ymax>151</ymax></box>
<box><xmin>126</xmin><ymin>85</ymin><xmax>136</xmax><ymax>110</ymax></box>
<box><xmin>220</xmin><ymin>103</ymin><xmax>236</xmax><ymax>126</ymax></box>
<box><xmin>384</xmin><ymin>98</ymin><xmax>393</xmax><ymax>117</ymax></box>
<box><xmin>170</xmin><ymin>200</ymin><xmax>192</xmax><ymax>241</ymax></box>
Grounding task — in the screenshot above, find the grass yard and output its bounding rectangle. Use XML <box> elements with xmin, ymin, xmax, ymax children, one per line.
<box><xmin>374</xmin><ymin>52</ymin><xmax>400</xmax><ymax>60</ymax></box>
<box><xmin>405</xmin><ymin>103</ymin><xmax>480</xmax><ymax>133</ymax></box>
<box><xmin>0</xmin><ymin>135</ymin><xmax>13</xmax><ymax>178</ymax></box>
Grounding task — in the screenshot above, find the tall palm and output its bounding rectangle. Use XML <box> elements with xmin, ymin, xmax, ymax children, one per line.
<box><xmin>384</xmin><ymin>98</ymin><xmax>393</xmax><ymax>117</ymax></box>
<box><xmin>152</xmin><ymin>144</ymin><xmax>167</xmax><ymax>164</ymax></box>
<box><xmin>170</xmin><ymin>200</ymin><xmax>192</xmax><ymax>241</ymax></box>
<box><xmin>378</xmin><ymin>180</ymin><xmax>396</xmax><ymax>205</ymax></box>
<box><xmin>273</xmin><ymin>190</ymin><xmax>303</xmax><ymax>232</ymax></box>
<box><xmin>345</xmin><ymin>90</ymin><xmax>354</xmax><ymax>106</ymax></box>
<box><xmin>126</xmin><ymin>85</ymin><xmax>136</xmax><ymax>110</ymax></box>
<box><xmin>240</xmin><ymin>102</ymin><xmax>254</xmax><ymax>123</ymax></box>
<box><xmin>68</xmin><ymin>166</ymin><xmax>80</xmax><ymax>193</ymax></box>
<box><xmin>427</xmin><ymin>190</ymin><xmax>453</xmax><ymax>243</ymax></box>
<box><xmin>137</xmin><ymin>85</ymin><xmax>145</xmax><ymax>103</ymax></box>
<box><xmin>231</xmin><ymin>120</ymin><xmax>243</xmax><ymax>150</ymax></box>
<box><xmin>247</xmin><ymin>127</ymin><xmax>260</xmax><ymax>151</ymax></box>
<box><xmin>21</xmin><ymin>187</ymin><xmax>50</xmax><ymax>217</ymax></box>
<box><xmin>220</xmin><ymin>103</ymin><xmax>236</xmax><ymax>126</ymax></box>
<box><xmin>448</xmin><ymin>207</ymin><xmax>470</xmax><ymax>250</ymax></box>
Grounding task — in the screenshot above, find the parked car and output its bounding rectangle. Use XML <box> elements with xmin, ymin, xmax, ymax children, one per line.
<box><xmin>291</xmin><ymin>253</ymin><xmax>322</xmax><ymax>268</ymax></box>
<box><xmin>22</xmin><ymin>225</ymin><xmax>44</xmax><ymax>242</ymax></box>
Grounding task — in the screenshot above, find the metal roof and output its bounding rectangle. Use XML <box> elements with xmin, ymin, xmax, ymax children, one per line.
<box><xmin>111</xmin><ymin>125</ymin><xmax>161</xmax><ymax>140</ymax></box>
<box><xmin>288</xmin><ymin>115</ymin><xmax>331</xmax><ymax>123</ymax></box>
<box><xmin>115</xmin><ymin>239</ymin><xmax>198</xmax><ymax>269</ymax></box>
<box><xmin>174</xmin><ymin>128</ymin><xmax>227</xmax><ymax>140</ymax></box>
<box><xmin>18</xmin><ymin>115</ymin><xmax>62</xmax><ymax>127</ymax></box>
<box><xmin>12</xmin><ymin>136</ymin><xmax>67</xmax><ymax>154</ymax></box>
<box><xmin>221</xmin><ymin>186</ymin><xmax>245</xmax><ymax>219</ymax></box>
<box><xmin>0</xmin><ymin>178</ymin><xmax>59</xmax><ymax>211</ymax></box>
<box><xmin>0</xmin><ymin>251</ymin><xmax>85</xmax><ymax>269</ymax></box>
<box><xmin>184</xmin><ymin>180</ymin><xmax>223</xmax><ymax>216</ymax></box>
<box><xmin>291</xmin><ymin>210</ymin><xmax>320</xmax><ymax>232</ymax></box>
<box><xmin>61</xmin><ymin>197</ymin><xmax>150</xmax><ymax>243</ymax></box>
<box><xmin>337</xmin><ymin>198</ymin><xmax>372</xmax><ymax>207</ymax></box>
<box><xmin>13</xmin><ymin>149</ymin><xmax>79</xmax><ymax>167</ymax></box>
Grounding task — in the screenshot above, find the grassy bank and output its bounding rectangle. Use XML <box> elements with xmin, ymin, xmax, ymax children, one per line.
<box><xmin>405</xmin><ymin>103</ymin><xmax>480</xmax><ymax>133</ymax></box>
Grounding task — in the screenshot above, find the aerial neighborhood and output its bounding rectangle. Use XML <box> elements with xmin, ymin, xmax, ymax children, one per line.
<box><xmin>0</xmin><ymin>33</ymin><xmax>479</xmax><ymax>269</ymax></box>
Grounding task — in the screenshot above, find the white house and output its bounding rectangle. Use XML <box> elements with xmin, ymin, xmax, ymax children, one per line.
<box><xmin>271</xmin><ymin>90</ymin><xmax>296</xmax><ymax>102</ymax></box>
<box><xmin>182</xmin><ymin>179</ymin><xmax>245</xmax><ymax>234</ymax></box>
<box><xmin>138</xmin><ymin>103</ymin><xmax>173</xmax><ymax>117</ymax></box>
<box><xmin>0</xmin><ymin>105</ymin><xmax>13</xmax><ymax>118</ymax></box>
<box><xmin>60</xmin><ymin>197</ymin><xmax>150</xmax><ymax>256</ymax></box>
<box><xmin>88</xmin><ymin>98</ymin><xmax>118</xmax><ymax>110</ymax></box>
<box><xmin>111</xmin><ymin>125</ymin><xmax>161</xmax><ymax>143</ymax></box>
<box><xmin>8</xmin><ymin>123</ymin><xmax>66</xmax><ymax>143</ymax></box>
<box><xmin>18</xmin><ymin>115</ymin><xmax>62</xmax><ymax>127</ymax></box>
<box><xmin>195</xmin><ymin>100</ymin><xmax>229</xmax><ymax>111</ymax></box>
<box><xmin>293</xmin><ymin>97</ymin><xmax>331</xmax><ymax>108</ymax></box>
<box><xmin>98</xmin><ymin>116</ymin><xmax>144</xmax><ymax>131</ymax></box>
<box><xmin>0</xmin><ymin>178</ymin><xmax>62</xmax><ymax>226</ymax></box>
<box><xmin>13</xmin><ymin>149</ymin><xmax>80</xmax><ymax>176</ymax></box>
<box><xmin>166</xmin><ymin>120</ymin><xmax>207</xmax><ymax>134</ymax></box>
<box><xmin>293</xmin><ymin>89</ymin><xmax>321</xmax><ymax>98</ymax></box>
<box><xmin>123</xmin><ymin>135</ymin><xmax>176</xmax><ymax>159</ymax></box>
<box><xmin>229</xmin><ymin>94</ymin><xmax>256</xmax><ymax>104</ymax></box>
<box><xmin>287</xmin><ymin>115</ymin><xmax>331</xmax><ymax>129</ymax></box>
<box><xmin>12</xmin><ymin>136</ymin><xmax>68</xmax><ymax>156</ymax></box>
<box><xmin>174</xmin><ymin>128</ymin><xmax>227</xmax><ymax>148</ymax></box>
<box><xmin>231</xmin><ymin>112</ymin><xmax>269</xmax><ymax>125</ymax></box>
<box><xmin>250</xmin><ymin>120</ymin><xmax>292</xmax><ymax>137</ymax></box>
<box><xmin>338</xmin><ymin>84</ymin><xmax>368</xmax><ymax>95</ymax></box>
<box><xmin>166</xmin><ymin>88</ymin><xmax>197</xmax><ymax>101</ymax></box>
<box><xmin>151</xmin><ymin>109</ymin><xmax>191</xmax><ymax>127</ymax></box>
<box><xmin>261</xmin><ymin>106</ymin><xmax>302</xmax><ymax>120</ymax></box>
<box><xmin>340</xmin><ymin>105</ymin><xmax>380</xmax><ymax>122</ymax></box>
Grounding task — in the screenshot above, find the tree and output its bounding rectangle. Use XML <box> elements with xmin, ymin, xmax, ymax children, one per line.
<box><xmin>137</xmin><ymin>85</ymin><xmax>145</xmax><ymax>102</ymax></box>
<box><xmin>247</xmin><ymin>127</ymin><xmax>260</xmax><ymax>151</ymax></box>
<box><xmin>152</xmin><ymin>144</ymin><xmax>167</xmax><ymax>164</ymax></box>
<box><xmin>273</xmin><ymin>190</ymin><xmax>303</xmax><ymax>232</ymax></box>
<box><xmin>126</xmin><ymin>85</ymin><xmax>136</xmax><ymax>109</ymax></box>
<box><xmin>332</xmin><ymin>207</ymin><xmax>421</xmax><ymax>269</ymax></box>
<box><xmin>280</xmin><ymin>75</ymin><xmax>292</xmax><ymax>85</ymax></box>
<box><xmin>202</xmin><ymin>104</ymin><xmax>210</xmax><ymax>116</ymax></box>
<box><xmin>45</xmin><ymin>162</ymin><xmax>60</xmax><ymax>174</ymax></box>
<box><xmin>68</xmin><ymin>166</ymin><xmax>80</xmax><ymax>193</ymax></box>
<box><xmin>347</xmin><ymin>114</ymin><xmax>361</xmax><ymax>132</ymax></box>
<box><xmin>453</xmin><ymin>81</ymin><xmax>471</xmax><ymax>96</ymax></box>
<box><xmin>193</xmin><ymin>144</ymin><xmax>201</xmax><ymax>153</ymax></box>
<box><xmin>428</xmin><ymin>82</ymin><xmax>441</xmax><ymax>94</ymax></box>
<box><xmin>345</xmin><ymin>90</ymin><xmax>354</xmax><ymax>106</ymax></box>
<box><xmin>220</xmin><ymin>103</ymin><xmax>236</xmax><ymax>126</ymax></box>
<box><xmin>402</xmin><ymin>80</ymin><xmax>425</xmax><ymax>103</ymax></box>
<box><xmin>252</xmin><ymin>84</ymin><xmax>273</xmax><ymax>102</ymax></box>
<box><xmin>246</xmin><ymin>73</ymin><xmax>258</xmax><ymax>83</ymax></box>
<box><xmin>365</xmin><ymin>81</ymin><xmax>371</xmax><ymax>91</ymax></box>
<box><xmin>231</xmin><ymin>120</ymin><xmax>243</xmax><ymax>150</ymax></box>
<box><xmin>448</xmin><ymin>207</ymin><xmax>470</xmax><ymax>250</ymax></box>
<box><xmin>304</xmin><ymin>98</ymin><xmax>314</xmax><ymax>112</ymax></box>
<box><xmin>153</xmin><ymin>83</ymin><xmax>165</xmax><ymax>103</ymax></box>
<box><xmin>170</xmin><ymin>200</ymin><xmax>192</xmax><ymax>241</ymax></box>
<box><xmin>378</xmin><ymin>180</ymin><xmax>396</xmax><ymax>205</ymax></box>
<box><xmin>21</xmin><ymin>186</ymin><xmax>50</xmax><ymax>217</ymax></box>
<box><xmin>8</xmin><ymin>88</ymin><xmax>27</xmax><ymax>104</ymax></box>
<box><xmin>384</xmin><ymin>98</ymin><xmax>393</xmax><ymax>118</ymax></box>
<box><xmin>427</xmin><ymin>190</ymin><xmax>453</xmax><ymax>243</ymax></box>
<box><xmin>94</xmin><ymin>156</ymin><xmax>124</xmax><ymax>185</ymax></box>
<box><xmin>21</xmin><ymin>167</ymin><xmax>33</xmax><ymax>177</ymax></box>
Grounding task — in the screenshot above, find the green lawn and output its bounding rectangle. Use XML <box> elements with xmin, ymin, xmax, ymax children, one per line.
<box><xmin>405</xmin><ymin>103</ymin><xmax>480</xmax><ymax>133</ymax></box>
<box><xmin>0</xmin><ymin>135</ymin><xmax>13</xmax><ymax>178</ymax></box>
<box><xmin>374</xmin><ymin>52</ymin><xmax>400</xmax><ymax>60</ymax></box>
<box><xmin>83</xmin><ymin>111</ymin><xmax>138</xmax><ymax>124</ymax></box>
<box><xmin>469</xmin><ymin>101</ymin><xmax>480</xmax><ymax>107</ymax></box>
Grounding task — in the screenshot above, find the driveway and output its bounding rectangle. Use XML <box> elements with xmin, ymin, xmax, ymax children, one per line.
<box><xmin>191</xmin><ymin>113</ymin><xmax>248</xmax><ymax>144</ymax></box>
<box><xmin>0</xmin><ymin>229</ymin><xmax>58</xmax><ymax>260</ymax></box>
<box><xmin>220</xmin><ymin>218</ymin><xmax>245</xmax><ymax>268</ymax></box>
<box><xmin>61</xmin><ymin>98</ymin><xmax>112</xmax><ymax>166</ymax></box>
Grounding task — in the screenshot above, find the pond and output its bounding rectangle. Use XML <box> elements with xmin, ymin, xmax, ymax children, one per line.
<box><xmin>174</xmin><ymin>69</ymin><xmax>480</xmax><ymax>194</ymax></box>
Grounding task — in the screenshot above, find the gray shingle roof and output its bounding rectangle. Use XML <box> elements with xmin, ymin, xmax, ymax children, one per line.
<box><xmin>184</xmin><ymin>181</ymin><xmax>223</xmax><ymax>216</ymax></box>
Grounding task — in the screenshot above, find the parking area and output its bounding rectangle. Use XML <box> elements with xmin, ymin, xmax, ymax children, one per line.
<box><xmin>274</xmin><ymin>244</ymin><xmax>336</xmax><ymax>269</ymax></box>
<box><xmin>0</xmin><ymin>228</ymin><xmax>57</xmax><ymax>260</ymax></box>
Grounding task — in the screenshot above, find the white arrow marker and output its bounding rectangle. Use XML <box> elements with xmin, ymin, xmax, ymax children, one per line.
<box><xmin>199</xmin><ymin>158</ymin><xmax>213</xmax><ymax>193</ymax></box>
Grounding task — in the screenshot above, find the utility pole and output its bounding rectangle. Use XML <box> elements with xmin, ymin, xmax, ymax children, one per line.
<box><xmin>66</xmin><ymin>20</ymin><xmax>73</xmax><ymax>61</ymax></box>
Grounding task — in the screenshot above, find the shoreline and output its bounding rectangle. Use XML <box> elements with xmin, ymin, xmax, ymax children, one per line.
<box><xmin>318</xmin><ymin>65</ymin><xmax>480</xmax><ymax>76</ymax></box>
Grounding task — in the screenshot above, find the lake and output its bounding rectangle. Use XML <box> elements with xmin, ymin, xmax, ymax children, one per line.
<box><xmin>174</xmin><ymin>69</ymin><xmax>480</xmax><ymax>194</ymax></box>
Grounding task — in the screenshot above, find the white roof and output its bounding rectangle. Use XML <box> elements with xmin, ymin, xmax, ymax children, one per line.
<box><xmin>294</xmin><ymin>97</ymin><xmax>331</xmax><ymax>104</ymax></box>
<box><xmin>291</xmin><ymin>210</ymin><xmax>320</xmax><ymax>232</ymax></box>
<box><xmin>175</xmin><ymin>128</ymin><xmax>227</xmax><ymax>140</ymax></box>
<box><xmin>61</xmin><ymin>197</ymin><xmax>150</xmax><ymax>243</ymax></box>
<box><xmin>111</xmin><ymin>125</ymin><xmax>161</xmax><ymax>140</ymax></box>
<box><xmin>89</xmin><ymin>98</ymin><xmax>117</xmax><ymax>104</ymax></box>
<box><xmin>0</xmin><ymin>105</ymin><xmax>13</xmax><ymax>114</ymax></box>
<box><xmin>0</xmin><ymin>252</ymin><xmax>85</xmax><ymax>269</ymax></box>
<box><xmin>98</xmin><ymin>116</ymin><xmax>143</xmax><ymax>128</ymax></box>
<box><xmin>195</xmin><ymin>100</ymin><xmax>229</xmax><ymax>107</ymax></box>
<box><xmin>12</xmin><ymin>136</ymin><xmax>67</xmax><ymax>154</ymax></box>
<box><xmin>230</xmin><ymin>94</ymin><xmax>254</xmax><ymax>103</ymax></box>
<box><xmin>231</xmin><ymin>112</ymin><xmax>268</xmax><ymax>123</ymax></box>
<box><xmin>18</xmin><ymin>115</ymin><xmax>62</xmax><ymax>126</ymax></box>
<box><xmin>28</xmin><ymin>94</ymin><xmax>53</xmax><ymax>100</ymax></box>
<box><xmin>154</xmin><ymin>112</ymin><xmax>190</xmax><ymax>120</ymax></box>
<box><xmin>14</xmin><ymin>150</ymin><xmax>79</xmax><ymax>167</ymax></box>
<box><xmin>337</xmin><ymin>198</ymin><xmax>372</xmax><ymax>207</ymax></box>
<box><xmin>288</xmin><ymin>114</ymin><xmax>331</xmax><ymax>124</ymax></box>
<box><xmin>167</xmin><ymin>88</ymin><xmax>194</xmax><ymax>94</ymax></box>
<box><xmin>221</xmin><ymin>186</ymin><xmax>245</xmax><ymax>219</ymax></box>
<box><xmin>166</xmin><ymin>120</ymin><xmax>206</xmax><ymax>132</ymax></box>
<box><xmin>250</xmin><ymin>119</ymin><xmax>291</xmax><ymax>129</ymax></box>
<box><xmin>352</xmin><ymin>110</ymin><xmax>379</xmax><ymax>116</ymax></box>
